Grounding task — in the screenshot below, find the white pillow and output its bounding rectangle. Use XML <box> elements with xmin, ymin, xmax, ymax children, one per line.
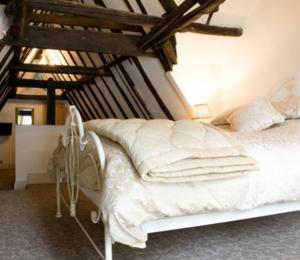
<box><xmin>227</xmin><ymin>98</ymin><xmax>285</xmax><ymax>132</ymax></box>
<box><xmin>210</xmin><ymin>107</ymin><xmax>238</xmax><ymax>126</ymax></box>
<box><xmin>271</xmin><ymin>75</ymin><xmax>300</xmax><ymax>102</ymax></box>
<box><xmin>272</xmin><ymin>96</ymin><xmax>300</xmax><ymax>119</ymax></box>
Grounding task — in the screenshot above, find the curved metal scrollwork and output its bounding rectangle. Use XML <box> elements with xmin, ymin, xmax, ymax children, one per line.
<box><xmin>61</xmin><ymin>106</ymin><xmax>106</xmax><ymax>223</ymax></box>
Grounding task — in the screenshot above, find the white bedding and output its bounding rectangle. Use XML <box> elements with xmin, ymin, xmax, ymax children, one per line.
<box><xmin>84</xmin><ymin>119</ymin><xmax>256</xmax><ymax>183</ymax></box>
<box><xmin>75</xmin><ymin>119</ymin><xmax>300</xmax><ymax>248</ymax></box>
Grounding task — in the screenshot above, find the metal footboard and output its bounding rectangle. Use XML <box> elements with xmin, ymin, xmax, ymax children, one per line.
<box><xmin>55</xmin><ymin>106</ymin><xmax>112</xmax><ymax>260</ymax></box>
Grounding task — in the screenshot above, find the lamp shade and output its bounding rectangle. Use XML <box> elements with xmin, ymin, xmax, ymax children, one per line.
<box><xmin>192</xmin><ymin>104</ymin><xmax>211</xmax><ymax>119</ymax></box>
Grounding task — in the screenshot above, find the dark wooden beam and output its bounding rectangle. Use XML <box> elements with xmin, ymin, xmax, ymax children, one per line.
<box><xmin>26</xmin><ymin>0</ymin><xmax>161</xmax><ymax>26</ymax></box>
<box><xmin>46</xmin><ymin>78</ymin><xmax>55</xmax><ymax>124</ymax></box>
<box><xmin>140</xmin><ymin>0</ymin><xmax>227</xmax><ymax>50</ymax></box>
<box><xmin>158</xmin><ymin>0</ymin><xmax>177</xmax><ymax>12</ymax></box>
<box><xmin>181</xmin><ymin>23</ymin><xmax>243</xmax><ymax>37</ymax></box>
<box><xmin>156</xmin><ymin>0</ymin><xmax>227</xmax><ymax>45</ymax></box>
<box><xmin>28</xmin><ymin>8</ymin><xmax>242</xmax><ymax>37</ymax></box>
<box><xmin>14</xmin><ymin>94</ymin><xmax>66</xmax><ymax>100</ymax></box>
<box><xmin>14</xmin><ymin>79</ymin><xmax>85</xmax><ymax>90</ymax></box>
<box><xmin>12</xmin><ymin>0</ymin><xmax>27</xmax><ymax>39</ymax></box>
<box><xmin>140</xmin><ymin>0</ymin><xmax>199</xmax><ymax>50</ymax></box>
<box><xmin>28</xmin><ymin>13</ymin><xmax>142</xmax><ymax>32</ymax></box>
<box><xmin>9</xmin><ymin>63</ymin><xmax>112</xmax><ymax>76</ymax></box>
<box><xmin>0</xmin><ymin>0</ymin><xmax>9</xmax><ymax>4</ymax></box>
<box><xmin>4</xmin><ymin>26</ymin><xmax>154</xmax><ymax>57</ymax></box>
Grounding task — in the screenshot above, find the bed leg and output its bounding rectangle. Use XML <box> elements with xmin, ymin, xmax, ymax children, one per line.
<box><xmin>105</xmin><ymin>227</ymin><xmax>113</xmax><ymax>260</ymax></box>
<box><xmin>56</xmin><ymin>169</ymin><xmax>62</xmax><ymax>218</ymax></box>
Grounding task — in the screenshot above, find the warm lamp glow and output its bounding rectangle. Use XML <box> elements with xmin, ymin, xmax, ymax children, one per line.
<box><xmin>192</xmin><ymin>104</ymin><xmax>211</xmax><ymax>119</ymax></box>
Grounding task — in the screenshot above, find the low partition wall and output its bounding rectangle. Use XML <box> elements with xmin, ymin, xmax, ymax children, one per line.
<box><xmin>15</xmin><ymin>125</ymin><xmax>63</xmax><ymax>190</ymax></box>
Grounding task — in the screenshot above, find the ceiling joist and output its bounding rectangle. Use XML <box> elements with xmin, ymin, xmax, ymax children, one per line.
<box><xmin>13</xmin><ymin>94</ymin><xmax>66</xmax><ymax>100</ymax></box>
<box><xmin>26</xmin><ymin>0</ymin><xmax>161</xmax><ymax>27</ymax></box>
<box><xmin>9</xmin><ymin>63</ymin><xmax>112</xmax><ymax>76</ymax></box>
<box><xmin>14</xmin><ymin>78</ymin><xmax>86</xmax><ymax>90</ymax></box>
<box><xmin>4</xmin><ymin>26</ymin><xmax>155</xmax><ymax>57</ymax></box>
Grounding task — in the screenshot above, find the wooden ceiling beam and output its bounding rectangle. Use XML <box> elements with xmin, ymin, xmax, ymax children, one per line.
<box><xmin>14</xmin><ymin>79</ymin><xmax>86</xmax><ymax>90</ymax></box>
<box><xmin>140</xmin><ymin>0</ymin><xmax>200</xmax><ymax>50</ymax></box>
<box><xmin>26</xmin><ymin>0</ymin><xmax>161</xmax><ymax>26</ymax></box>
<box><xmin>140</xmin><ymin>0</ymin><xmax>227</xmax><ymax>50</ymax></box>
<box><xmin>28</xmin><ymin>12</ymin><xmax>242</xmax><ymax>37</ymax></box>
<box><xmin>158</xmin><ymin>0</ymin><xmax>177</xmax><ymax>12</ymax></box>
<box><xmin>9</xmin><ymin>63</ymin><xmax>112</xmax><ymax>76</ymax></box>
<box><xmin>14</xmin><ymin>94</ymin><xmax>66</xmax><ymax>100</ymax></box>
<box><xmin>4</xmin><ymin>26</ymin><xmax>155</xmax><ymax>57</ymax></box>
<box><xmin>180</xmin><ymin>23</ymin><xmax>243</xmax><ymax>36</ymax></box>
<box><xmin>156</xmin><ymin>0</ymin><xmax>227</xmax><ymax>45</ymax></box>
<box><xmin>28</xmin><ymin>13</ymin><xmax>142</xmax><ymax>32</ymax></box>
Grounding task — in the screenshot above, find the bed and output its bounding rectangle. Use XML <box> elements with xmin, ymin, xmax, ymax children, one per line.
<box><xmin>50</xmin><ymin>105</ymin><xmax>300</xmax><ymax>260</ymax></box>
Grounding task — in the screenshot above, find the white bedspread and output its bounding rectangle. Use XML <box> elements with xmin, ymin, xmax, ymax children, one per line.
<box><xmin>84</xmin><ymin>119</ymin><xmax>256</xmax><ymax>182</ymax></box>
<box><xmin>72</xmin><ymin>119</ymin><xmax>300</xmax><ymax>248</ymax></box>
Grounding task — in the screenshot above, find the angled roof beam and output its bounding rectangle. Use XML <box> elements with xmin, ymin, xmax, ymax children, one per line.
<box><xmin>140</xmin><ymin>0</ymin><xmax>226</xmax><ymax>50</ymax></box>
<box><xmin>155</xmin><ymin>0</ymin><xmax>227</xmax><ymax>45</ymax></box>
<box><xmin>158</xmin><ymin>0</ymin><xmax>177</xmax><ymax>12</ymax></box>
<box><xmin>26</xmin><ymin>0</ymin><xmax>161</xmax><ymax>26</ymax></box>
<box><xmin>9</xmin><ymin>63</ymin><xmax>112</xmax><ymax>76</ymax></box>
<box><xmin>14</xmin><ymin>79</ymin><xmax>86</xmax><ymax>90</ymax></box>
<box><xmin>4</xmin><ymin>26</ymin><xmax>155</xmax><ymax>57</ymax></box>
<box><xmin>180</xmin><ymin>23</ymin><xmax>242</xmax><ymax>36</ymax></box>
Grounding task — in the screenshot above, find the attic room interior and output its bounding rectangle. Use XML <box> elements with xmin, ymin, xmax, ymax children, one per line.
<box><xmin>1</xmin><ymin>0</ymin><xmax>300</xmax><ymax>259</ymax></box>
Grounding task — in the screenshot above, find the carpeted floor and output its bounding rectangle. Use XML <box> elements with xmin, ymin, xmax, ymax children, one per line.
<box><xmin>1</xmin><ymin>184</ymin><xmax>300</xmax><ymax>260</ymax></box>
<box><xmin>0</xmin><ymin>168</ymin><xmax>15</xmax><ymax>190</ymax></box>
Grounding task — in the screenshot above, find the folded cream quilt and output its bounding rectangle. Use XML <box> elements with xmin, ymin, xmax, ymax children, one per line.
<box><xmin>84</xmin><ymin>119</ymin><xmax>257</xmax><ymax>182</ymax></box>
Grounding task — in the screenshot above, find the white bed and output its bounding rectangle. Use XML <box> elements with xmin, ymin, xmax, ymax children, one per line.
<box><xmin>52</xmin><ymin>106</ymin><xmax>300</xmax><ymax>260</ymax></box>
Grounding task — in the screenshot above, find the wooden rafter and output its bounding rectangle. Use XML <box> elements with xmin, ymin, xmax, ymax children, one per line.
<box><xmin>26</xmin><ymin>0</ymin><xmax>161</xmax><ymax>26</ymax></box>
<box><xmin>9</xmin><ymin>63</ymin><xmax>112</xmax><ymax>76</ymax></box>
<box><xmin>180</xmin><ymin>23</ymin><xmax>242</xmax><ymax>36</ymax></box>
<box><xmin>28</xmin><ymin>13</ymin><xmax>142</xmax><ymax>32</ymax></box>
<box><xmin>14</xmin><ymin>94</ymin><xmax>66</xmax><ymax>100</ymax></box>
<box><xmin>4</xmin><ymin>26</ymin><xmax>155</xmax><ymax>57</ymax></box>
<box><xmin>13</xmin><ymin>78</ymin><xmax>86</xmax><ymax>90</ymax></box>
<box><xmin>140</xmin><ymin>0</ymin><xmax>227</xmax><ymax>50</ymax></box>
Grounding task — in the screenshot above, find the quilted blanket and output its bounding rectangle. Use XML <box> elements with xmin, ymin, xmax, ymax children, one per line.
<box><xmin>84</xmin><ymin>119</ymin><xmax>257</xmax><ymax>182</ymax></box>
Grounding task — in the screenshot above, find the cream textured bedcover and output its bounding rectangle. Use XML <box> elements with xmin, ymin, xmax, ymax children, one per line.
<box><xmin>78</xmin><ymin>120</ymin><xmax>300</xmax><ymax>248</ymax></box>
<box><xmin>84</xmin><ymin>119</ymin><xmax>256</xmax><ymax>182</ymax></box>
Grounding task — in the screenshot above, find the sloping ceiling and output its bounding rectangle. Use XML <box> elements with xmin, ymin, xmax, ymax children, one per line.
<box><xmin>0</xmin><ymin>0</ymin><xmax>242</xmax><ymax>121</ymax></box>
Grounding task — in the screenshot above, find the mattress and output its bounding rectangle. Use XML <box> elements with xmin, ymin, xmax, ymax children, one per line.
<box><xmin>78</xmin><ymin>119</ymin><xmax>300</xmax><ymax>248</ymax></box>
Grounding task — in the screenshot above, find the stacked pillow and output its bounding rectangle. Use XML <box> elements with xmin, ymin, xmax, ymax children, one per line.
<box><xmin>211</xmin><ymin>76</ymin><xmax>300</xmax><ymax>132</ymax></box>
<box><xmin>271</xmin><ymin>75</ymin><xmax>300</xmax><ymax>119</ymax></box>
<box><xmin>211</xmin><ymin>98</ymin><xmax>284</xmax><ymax>132</ymax></box>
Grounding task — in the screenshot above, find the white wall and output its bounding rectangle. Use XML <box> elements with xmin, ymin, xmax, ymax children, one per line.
<box><xmin>0</xmin><ymin>5</ymin><xmax>9</xmax><ymax>39</ymax></box>
<box><xmin>15</xmin><ymin>125</ymin><xmax>63</xmax><ymax>190</ymax></box>
<box><xmin>172</xmin><ymin>0</ymin><xmax>300</xmax><ymax>116</ymax></box>
<box><xmin>0</xmin><ymin>100</ymin><xmax>47</xmax><ymax>168</ymax></box>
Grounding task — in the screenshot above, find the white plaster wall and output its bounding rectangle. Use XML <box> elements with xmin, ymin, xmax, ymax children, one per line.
<box><xmin>0</xmin><ymin>5</ymin><xmax>9</xmax><ymax>39</ymax></box>
<box><xmin>15</xmin><ymin>125</ymin><xmax>63</xmax><ymax>190</ymax></box>
<box><xmin>172</xmin><ymin>0</ymin><xmax>300</xmax><ymax>116</ymax></box>
<box><xmin>0</xmin><ymin>100</ymin><xmax>47</xmax><ymax>168</ymax></box>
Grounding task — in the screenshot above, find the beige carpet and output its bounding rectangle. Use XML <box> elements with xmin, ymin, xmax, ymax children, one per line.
<box><xmin>1</xmin><ymin>184</ymin><xmax>300</xmax><ymax>259</ymax></box>
<box><xmin>0</xmin><ymin>168</ymin><xmax>15</xmax><ymax>190</ymax></box>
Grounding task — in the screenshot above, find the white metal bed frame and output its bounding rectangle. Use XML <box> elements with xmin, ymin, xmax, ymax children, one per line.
<box><xmin>55</xmin><ymin>106</ymin><xmax>300</xmax><ymax>260</ymax></box>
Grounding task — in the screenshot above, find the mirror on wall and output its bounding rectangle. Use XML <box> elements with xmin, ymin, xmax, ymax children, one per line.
<box><xmin>16</xmin><ymin>108</ymin><xmax>34</xmax><ymax>125</ymax></box>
